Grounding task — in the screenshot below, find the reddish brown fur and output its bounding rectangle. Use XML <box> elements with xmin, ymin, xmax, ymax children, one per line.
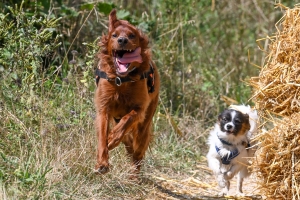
<box><xmin>94</xmin><ymin>9</ymin><xmax>160</xmax><ymax>176</ymax></box>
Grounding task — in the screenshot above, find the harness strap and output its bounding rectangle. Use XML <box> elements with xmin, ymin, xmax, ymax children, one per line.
<box><xmin>218</xmin><ymin>134</ymin><xmax>250</xmax><ymax>148</ymax></box>
<box><xmin>95</xmin><ymin>64</ymin><xmax>155</xmax><ymax>93</ymax></box>
<box><xmin>218</xmin><ymin>137</ymin><xmax>233</xmax><ymax>146</ymax></box>
<box><xmin>95</xmin><ymin>68</ymin><xmax>139</xmax><ymax>86</ymax></box>
<box><xmin>215</xmin><ymin>145</ymin><xmax>240</xmax><ymax>165</ymax></box>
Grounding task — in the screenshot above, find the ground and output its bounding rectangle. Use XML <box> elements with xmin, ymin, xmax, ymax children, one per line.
<box><xmin>146</xmin><ymin>160</ymin><xmax>263</xmax><ymax>200</ymax></box>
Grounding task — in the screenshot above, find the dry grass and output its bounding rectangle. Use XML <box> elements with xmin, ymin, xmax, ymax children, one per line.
<box><xmin>249</xmin><ymin>3</ymin><xmax>300</xmax><ymax>200</ymax></box>
<box><xmin>250</xmin><ymin>4</ymin><xmax>300</xmax><ymax>117</ymax></box>
<box><xmin>252</xmin><ymin>114</ymin><xmax>300</xmax><ymax>199</ymax></box>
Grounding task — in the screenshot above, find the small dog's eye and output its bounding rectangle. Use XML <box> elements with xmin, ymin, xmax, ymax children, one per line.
<box><xmin>112</xmin><ymin>33</ymin><xmax>118</xmax><ymax>38</ymax></box>
<box><xmin>235</xmin><ymin>119</ymin><xmax>241</xmax><ymax>123</ymax></box>
<box><xmin>128</xmin><ymin>34</ymin><xmax>135</xmax><ymax>39</ymax></box>
<box><xmin>223</xmin><ymin>117</ymin><xmax>227</xmax><ymax>121</ymax></box>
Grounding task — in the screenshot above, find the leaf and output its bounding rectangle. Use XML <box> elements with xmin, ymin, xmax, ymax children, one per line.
<box><xmin>40</xmin><ymin>0</ymin><xmax>50</xmax><ymax>11</ymax></box>
<box><xmin>61</xmin><ymin>5</ymin><xmax>79</xmax><ymax>17</ymax></box>
<box><xmin>0</xmin><ymin>152</ymin><xmax>7</xmax><ymax>161</ymax></box>
<box><xmin>25</xmin><ymin>177</ymin><xmax>34</xmax><ymax>183</ymax></box>
<box><xmin>116</xmin><ymin>10</ymin><xmax>130</xmax><ymax>19</ymax></box>
<box><xmin>80</xmin><ymin>3</ymin><xmax>94</xmax><ymax>11</ymax></box>
<box><xmin>138</xmin><ymin>22</ymin><xmax>149</xmax><ymax>32</ymax></box>
<box><xmin>97</xmin><ymin>2</ymin><xmax>115</xmax><ymax>15</ymax></box>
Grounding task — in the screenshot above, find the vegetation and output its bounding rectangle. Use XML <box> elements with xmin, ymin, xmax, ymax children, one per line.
<box><xmin>0</xmin><ymin>0</ymin><xmax>296</xmax><ymax>199</ymax></box>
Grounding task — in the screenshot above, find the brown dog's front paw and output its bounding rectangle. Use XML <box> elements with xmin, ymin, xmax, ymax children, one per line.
<box><xmin>107</xmin><ymin>132</ymin><xmax>122</xmax><ymax>150</ymax></box>
<box><xmin>94</xmin><ymin>165</ymin><xmax>109</xmax><ymax>174</ymax></box>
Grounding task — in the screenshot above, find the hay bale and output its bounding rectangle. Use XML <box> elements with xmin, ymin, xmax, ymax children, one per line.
<box><xmin>250</xmin><ymin>4</ymin><xmax>300</xmax><ymax>116</ymax></box>
<box><xmin>249</xmin><ymin>4</ymin><xmax>300</xmax><ymax>199</ymax></box>
<box><xmin>252</xmin><ymin>113</ymin><xmax>300</xmax><ymax>199</ymax></box>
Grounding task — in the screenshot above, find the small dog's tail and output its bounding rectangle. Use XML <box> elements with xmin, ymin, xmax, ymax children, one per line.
<box><xmin>229</xmin><ymin>104</ymin><xmax>258</xmax><ymax>136</ymax></box>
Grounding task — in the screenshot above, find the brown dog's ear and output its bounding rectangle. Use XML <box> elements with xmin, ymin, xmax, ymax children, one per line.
<box><xmin>139</xmin><ymin>30</ymin><xmax>149</xmax><ymax>48</ymax></box>
<box><xmin>109</xmin><ymin>9</ymin><xmax>118</xmax><ymax>32</ymax></box>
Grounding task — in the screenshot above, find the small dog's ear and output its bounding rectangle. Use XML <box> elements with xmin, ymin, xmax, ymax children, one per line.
<box><xmin>243</xmin><ymin>114</ymin><xmax>250</xmax><ymax>130</ymax></box>
<box><xmin>243</xmin><ymin>113</ymin><xmax>249</xmax><ymax>122</ymax></box>
<box><xmin>109</xmin><ymin>9</ymin><xmax>118</xmax><ymax>32</ymax></box>
<box><xmin>218</xmin><ymin>114</ymin><xmax>222</xmax><ymax>121</ymax></box>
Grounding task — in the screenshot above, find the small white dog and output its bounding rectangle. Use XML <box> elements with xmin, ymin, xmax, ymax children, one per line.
<box><xmin>206</xmin><ymin>105</ymin><xmax>258</xmax><ymax>195</ymax></box>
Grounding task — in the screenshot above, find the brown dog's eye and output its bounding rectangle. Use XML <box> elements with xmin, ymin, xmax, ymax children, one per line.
<box><xmin>112</xmin><ymin>33</ymin><xmax>118</xmax><ymax>38</ymax></box>
<box><xmin>128</xmin><ymin>34</ymin><xmax>135</xmax><ymax>39</ymax></box>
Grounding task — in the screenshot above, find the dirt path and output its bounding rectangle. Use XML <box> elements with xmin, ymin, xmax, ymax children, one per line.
<box><xmin>147</xmin><ymin>162</ymin><xmax>262</xmax><ymax>200</ymax></box>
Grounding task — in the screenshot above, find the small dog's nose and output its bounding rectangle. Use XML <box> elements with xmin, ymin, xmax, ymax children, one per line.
<box><xmin>117</xmin><ymin>37</ymin><xmax>128</xmax><ymax>45</ymax></box>
<box><xmin>226</xmin><ymin>124</ymin><xmax>233</xmax><ymax>130</ymax></box>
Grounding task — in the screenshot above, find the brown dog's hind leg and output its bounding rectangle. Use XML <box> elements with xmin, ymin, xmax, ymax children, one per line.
<box><xmin>122</xmin><ymin>134</ymin><xmax>138</xmax><ymax>179</ymax></box>
<box><xmin>132</xmin><ymin>98</ymin><xmax>158</xmax><ymax>175</ymax></box>
<box><xmin>132</xmin><ymin>126</ymin><xmax>151</xmax><ymax>174</ymax></box>
<box><xmin>122</xmin><ymin>134</ymin><xmax>134</xmax><ymax>156</ymax></box>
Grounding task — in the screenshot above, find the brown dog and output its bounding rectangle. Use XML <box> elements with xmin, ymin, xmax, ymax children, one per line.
<box><xmin>94</xmin><ymin>9</ymin><xmax>160</xmax><ymax>176</ymax></box>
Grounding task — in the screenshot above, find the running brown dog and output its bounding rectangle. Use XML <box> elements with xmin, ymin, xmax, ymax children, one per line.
<box><xmin>94</xmin><ymin>9</ymin><xmax>160</xmax><ymax>177</ymax></box>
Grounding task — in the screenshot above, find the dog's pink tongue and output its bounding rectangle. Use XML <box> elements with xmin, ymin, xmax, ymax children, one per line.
<box><xmin>117</xmin><ymin>47</ymin><xmax>143</xmax><ymax>64</ymax></box>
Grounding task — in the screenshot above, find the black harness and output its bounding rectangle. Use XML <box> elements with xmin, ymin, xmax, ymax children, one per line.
<box><xmin>215</xmin><ymin>145</ymin><xmax>239</xmax><ymax>165</ymax></box>
<box><xmin>95</xmin><ymin>64</ymin><xmax>155</xmax><ymax>93</ymax></box>
<box><xmin>215</xmin><ymin>134</ymin><xmax>250</xmax><ymax>165</ymax></box>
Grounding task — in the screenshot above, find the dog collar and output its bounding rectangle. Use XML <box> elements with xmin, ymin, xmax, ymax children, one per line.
<box><xmin>95</xmin><ymin>64</ymin><xmax>155</xmax><ymax>93</ymax></box>
<box><xmin>215</xmin><ymin>145</ymin><xmax>239</xmax><ymax>165</ymax></box>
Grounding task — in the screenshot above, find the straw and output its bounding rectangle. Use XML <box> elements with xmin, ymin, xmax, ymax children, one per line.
<box><xmin>249</xmin><ymin>4</ymin><xmax>300</xmax><ymax>116</ymax></box>
<box><xmin>249</xmin><ymin>4</ymin><xmax>300</xmax><ymax>199</ymax></box>
<box><xmin>251</xmin><ymin>114</ymin><xmax>300</xmax><ymax>199</ymax></box>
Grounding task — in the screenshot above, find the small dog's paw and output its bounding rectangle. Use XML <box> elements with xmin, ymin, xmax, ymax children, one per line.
<box><xmin>218</xmin><ymin>188</ymin><xmax>229</xmax><ymax>196</ymax></box>
<box><xmin>218</xmin><ymin>148</ymin><xmax>231</xmax><ymax>158</ymax></box>
<box><xmin>217</xmin><ymin>174</ymin><xmax>228</xmax><ymax>188</ymax></box>
<box><xmin>218</xmin><ymin>191</ymin><xmax>225</xmax><ymax>196</ymax></box>
<box><xmin>236</xmin><ymin>191</ymin><xmax>245</xmax><ymax>196</ymax></box>
<box><xmin>224</xmin><ymin>171</ymin><xmax>233</xmax><ymax>180</ymax></box>
<box><xmin>94</xmin><ymin>165</ymin><xmax>109</xmax><ymax>174</ymax></box>
<box><xmin>217</xmin><ymin>180</ymin><xmax>226</xmax><ymax>188</ymax></box>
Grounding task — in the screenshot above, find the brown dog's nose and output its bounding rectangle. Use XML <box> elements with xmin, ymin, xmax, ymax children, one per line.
<box><xmin>117</xmin><ymin>37</ymin><xmax>128</xmax><ymax>46</ymax></box>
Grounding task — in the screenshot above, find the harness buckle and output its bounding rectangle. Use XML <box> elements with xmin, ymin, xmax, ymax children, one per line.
<box><xmin>115</xmin><ymin>77</ymin><xmax>122</xmax><ymax>86</ymax></box>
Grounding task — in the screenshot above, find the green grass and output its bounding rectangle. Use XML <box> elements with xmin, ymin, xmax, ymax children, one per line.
<box><xmin>0</xmin><ymin>59</ymin><xmax>209</xmax><ymax>198</ymax></box>
<box><xmin>0</xmin><ymin>87</ymin><xmax>209</xmax><ymax>199</ymax></box>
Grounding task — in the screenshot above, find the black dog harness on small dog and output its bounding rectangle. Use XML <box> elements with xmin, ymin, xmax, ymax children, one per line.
<box><xmin>215</xmin><ymin>134</ymin><xmax>250</xmax><ymax>165</ymax></box>
<box><xmin>215</xmin><ymin>145</ymin><xmax>239</xmax><ymax>165</ymax></box>
<box><xmin>95</xmin><ymin>64</ymin><xmax>155</xmax><ymax>93</ymax></box>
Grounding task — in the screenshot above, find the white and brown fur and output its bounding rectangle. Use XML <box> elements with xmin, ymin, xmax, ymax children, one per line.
<box><xmin>206</xmin><ymin>105</ymin><xmax>258</xmax><ymax>195</ymax></box>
